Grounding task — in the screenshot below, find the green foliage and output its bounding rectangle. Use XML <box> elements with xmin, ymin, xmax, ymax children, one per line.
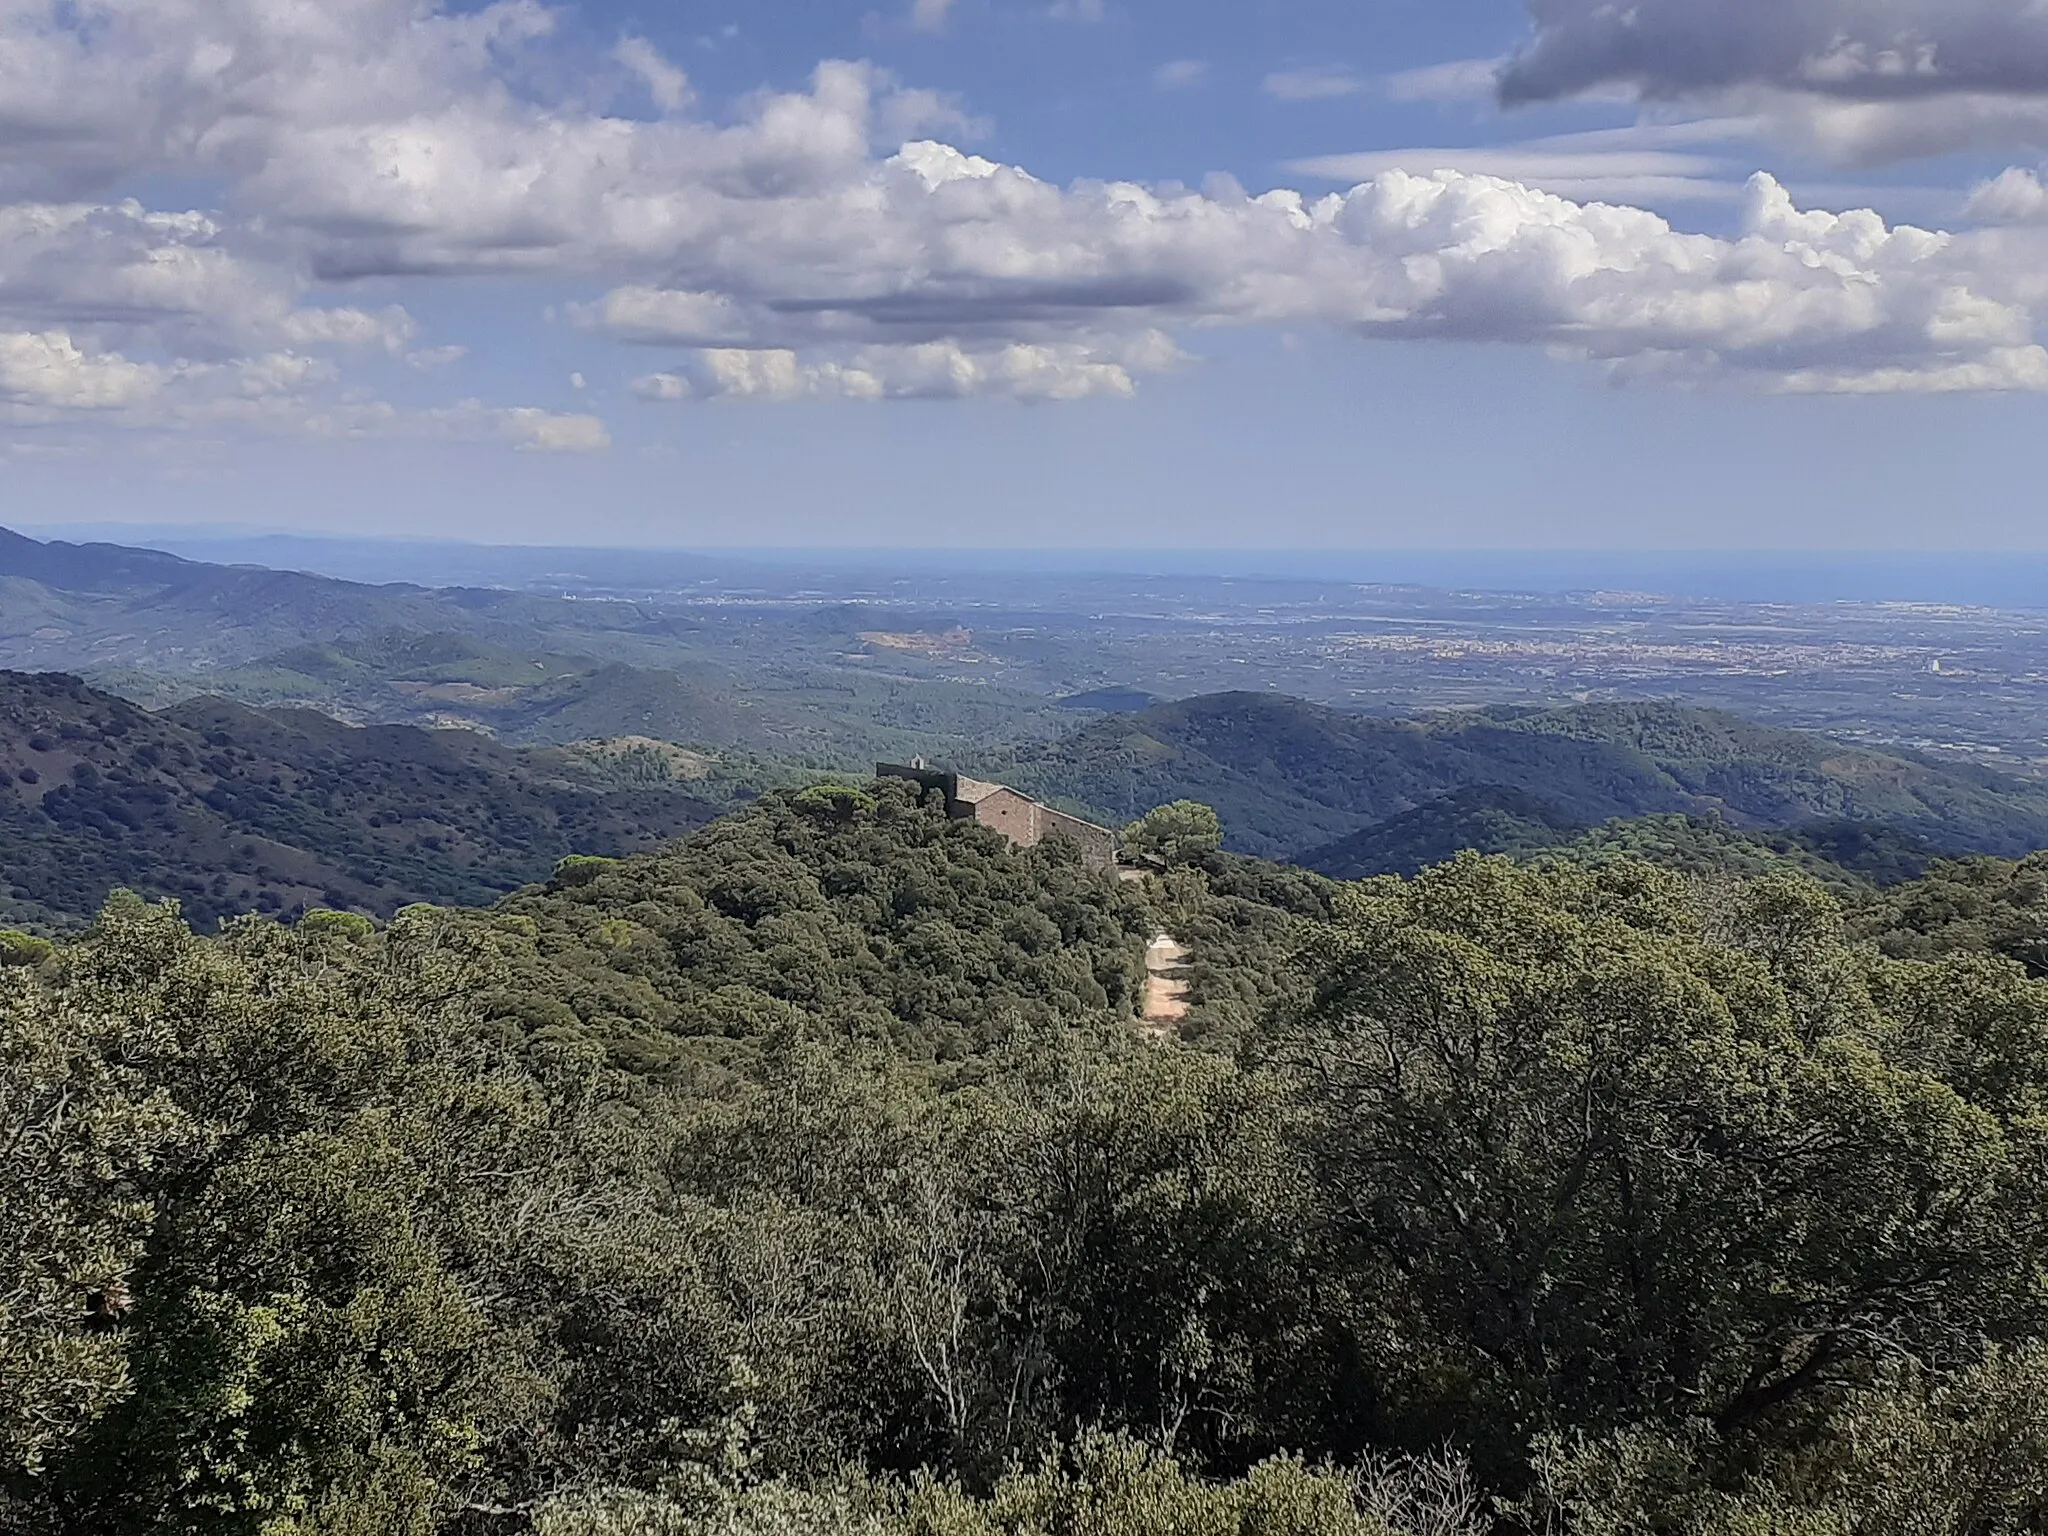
<box><xmin>1306</xmin><ymin>800</ymin><xmax>1930</xmax><ymax>897</ymax></box>
<box><xmin>1300</xmin><ymin>787</ymin><xmax>1580</xmax><ymax>879</ymax></box>
<box><xmin>472</xmin><ymin>780</ymin><xmax>1153</xmax><ymax>1070</ymax></box>
<box><xmin>791</xmin><ymin>784</ymin><xmax>879</xmax><ymax>822</ymax></box>
<box><xmin>535</xmin><ymin>1434</ymin><xmax>1477</xmax><ymax>1536</ymax></box>
<box><xmin>1543</xmin><ymin>813</ymin><xmax>1868</xmax><ymax>890</ymax></box>
<box><xmin>1296</xmin><ymin>855</ymin><xmax>2048</xmax><ymax>1481</ymax></box>
<box><xmin>994</xmin><ymin>692</ymin><xmax>2048</xmax><ymax>863</ymax></box>
<box><xmin>570</xmin><ymin>739</ymin><xmax>838</xmax><ymax>809</ymax></box>
<box><xmin>1122</xmin><ymin>802</ymin><xmax>1223</xmax><ymax>867</ymax></box>
<box><xmin>1146</xmin><ymin>854</ymin><xmax>1339</xmax><ymax>1043</ymax></box>
<box><xmin>0</xmin><ymin>671</ymin><xmax>716</xmax><ymax>931</ymax></box>
<box><xmin>554</xmin><ymin>854</ymin><xmax>623</xmax><ymax>887</ymax></box>
<box><xmin>24</xmin><ymin>899</ymin><xmax>564</xmax><ymax>1534</ymax></box>
<box><xmin>0</xmin><ymin>929</ymin><xmax>53</xmax><ymax>966</ymax></box>
<box><xmin>1851</xmin><ymin>849</ymin><xmax>2048</xmax><ymax>974</ymax></box>
<box><xmin>905</xmin><ymin>1434</ymin><xmax>1404</xmax><ymax>1536</ymax></box>
<box><xmin>537</xmin><ymin>1484</ymin><xmax>894</xmax><ymax>1536</ymax></box>
<box><xmin>0</xmin><ymin>960</ymin><xmax>176</xmax><ymax>1481</ymax></box>
<box><xmin>1525</xmin><ymin>1345</ymin><xmax>2048</xmax><ymax>1535</ymax></box>
<box><xmin>298</xmin><ymin>908</ymin><xmax>376</xmax><ymax>939</ymax></box>
<box><xmin>8</xmin><ymin>801</ymin><xmax>2048</xmax><ymax>1533</ymax></box>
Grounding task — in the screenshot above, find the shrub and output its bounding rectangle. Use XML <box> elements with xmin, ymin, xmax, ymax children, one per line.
<box><xmin>298</xmin><ymin>909</ymin><xmax>376</xmax><ymax>940</ymax></box>
<box><xmin>0</xmin><ymin>930</ymin><xmax>54</xmax><ymax>967</ymax></box>
<box><xmin>554</xmin><ymin>855</ymin><xmax>620</xmax><ymax>888</ymax></box>
<box><xmin>793</xmin><ymin>785</ymin><xmax>878</xmax><ymax>823</ymax></box>
<box><xmin>1123</xmin><ymin>802</ymin><xmax>1224</xmax><ymax>867</ymax></box>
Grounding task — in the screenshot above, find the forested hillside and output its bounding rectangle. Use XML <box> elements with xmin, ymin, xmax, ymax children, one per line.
<box><xmin>1299</xmin><ymin>788</ymin><xmax>1944</xmax><ymax>887</ymax></box>
<box><xmin>6</xmin><ymin>783</ymin><xmax>2048</xmax><ymax>1533</ymax></box>
<box><xmin>0</xmin><ymin>525</ymin><xmax>459</xmax><ymax>665</ymax></box>
<box><xmin>193</xmin><ymin>631</ymin><xmax>776</xmax><ymax>747</ymax></box>
<box><xmin>0</xmin><ymin>672</ymin><xmax>718</xmax><ymax>930</ymax></box>
<box><xmin>101</xmin><ymin>628</ymin><xmax>1066</xmax><ymax>760</ymax></box>
<box><xmin>0</xmin><ymin>521</ymin><xmax>1070</xmax><ymax>763</ymax></box>
<box><xmin>15</xmin><ymin>660</ymin><xmax>2048</xmax><ymax>939</ymax></box>
<box><xmin>994</xmin><ymin>691</ymin><xmax>2048</xmax><ymax>863</ymax></box>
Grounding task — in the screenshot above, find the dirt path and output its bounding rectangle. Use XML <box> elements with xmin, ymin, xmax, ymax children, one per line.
<box><xmin>1142</xmin><ymin>933</ymin><xmax>1191</xmax><ymax>1035</ymax></box>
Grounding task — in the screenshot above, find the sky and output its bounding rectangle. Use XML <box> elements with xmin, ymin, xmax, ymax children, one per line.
<box><xmin>6</xmin><ymin>0</ymin><xmax>2048</xmax><ymax>549</ymax></box>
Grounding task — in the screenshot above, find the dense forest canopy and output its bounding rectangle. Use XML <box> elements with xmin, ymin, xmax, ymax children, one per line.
<box><xmin>7</xmin><ymin>779</ymin><xmax>2048</xmax><ymax>1534</ymax></box>
<box><xmin>0</xmin><ymin>672</ymin><xmax>720</xmax><ymax>932</ymax></box>
<box><xmin>14</xmin><ymin>666</ymin><xmax>2048</xmax><ymax>944</ymax></box>
<box><xmin>991</xmin><ymin>692</ymin><xmax>2048</xmax><ymax>864</ymax></box>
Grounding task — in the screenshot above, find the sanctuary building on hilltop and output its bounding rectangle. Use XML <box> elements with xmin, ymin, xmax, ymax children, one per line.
<box><xmin>876</xmin><ymin>761</ymin><xmax>1117</xmax><ymax>872</ymax></box>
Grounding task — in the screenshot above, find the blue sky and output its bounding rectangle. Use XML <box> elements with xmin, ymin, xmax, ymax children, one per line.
<box><xmin>6</xmin><ymin>0</ymin><xmax>2048</xmax><ymax>549</ymax></box>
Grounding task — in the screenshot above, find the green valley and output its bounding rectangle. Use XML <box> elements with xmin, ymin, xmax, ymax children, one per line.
<box><xmin>0</xmin><ymin>672</ymin><xmax>720</xmax><ymax>931</ymax></box>
<box><xmin>988</xmin><ymin>691</ymin><xmax>2048</xmax><ymax>865</ymax></box>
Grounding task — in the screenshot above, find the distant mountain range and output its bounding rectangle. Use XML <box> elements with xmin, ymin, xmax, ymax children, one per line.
<box><xmin>0</xmin><ymin>672</ymin><xmax>719</xmax><ymax>931</ymax></box>
<box><xmin>988</xmin><ymin>692</ymin><xmax>2048</xmax><ymax>868</ymax></box>
<box><xmin>1299</xmin><ymin>789</ymin><xmax>1941</xmax><ymax>888</ymax></box>
<box><xmin>12</xmin><ymin>665</ymin><xmax>2048</xmax><ymax>933</ymax></box>
<box><xmin>0</xmin><ymin>523</ymin><xmax>464</xmax><ymax>669</ymax></box>
<box><xmin>0</xmin><ymin>526</ymin><xmax>1066</xmax><ymax>761</ymax></box>
<box><xmin>15</xmin><ymin>525</ymin><xmax>2048</xmax><ymax>908</ymax></box>
<box><xmin>168</xmin><ymin>631</ymin><xmax>772</xmax><ymax>749</ymax></box>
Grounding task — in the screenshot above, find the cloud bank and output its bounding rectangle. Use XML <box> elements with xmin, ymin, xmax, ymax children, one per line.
<box><xmin>1503</xmin><ymin>0</ymin><xmax>2048</xmax><ymax>104</ymax></box>
<box><xmin>1499</xmin><ymin>0</ymin><xmax>2048</xmax><ymax>163</ymax></box>
<box><xmin>3</xmin><ymin>0</ymin><xmax>2048</xmax><ymax>456</ymax></box>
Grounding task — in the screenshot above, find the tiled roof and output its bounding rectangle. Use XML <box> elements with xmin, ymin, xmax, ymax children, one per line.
<box><xmin>951</xmin><ymin>776</ymin><xmax>1012</xmax><ymax>804</ymax></box>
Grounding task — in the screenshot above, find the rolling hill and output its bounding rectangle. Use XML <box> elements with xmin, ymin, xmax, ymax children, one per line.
<box><xmin>1294</xmin><ymin>785</ymin><xmax>1584</xmax><ymax>878</ymax></box>
<box><xmin>987</xmin><ymin>692</ymin><xmax>2048</xmax><ymax>864</ymax></box>
<box><xmin>0</xmin><ymin>524</ymin><xmax>470</xmax><ymax>670</ymax></box>
<box><xmin>1296</xmin><ymin>791</ymin><xmax>1944</xmax><ymax>889</ymax></box>
<box><xmin>98</xmin><ymin>628</ymin><xmax>1065</xmax><ymax>761</ymax></box>
<box><xmin>190</xmin><ymin>631</ymin><xmax>765</xmax><ymax>747</ymax></box>
<box><xmin>0</xmin><ymin>672</ymin><xmax>720</xmax><ymax>931</ymax></box>
<box><xmin>2</xmin><ymin>527</ymin><xmax>1070</xmax><ymax>761</ymax></box>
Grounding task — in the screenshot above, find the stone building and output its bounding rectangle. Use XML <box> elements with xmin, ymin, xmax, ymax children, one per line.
<box><xmin>876</xmin><ymin>761</ymin><xmax>1118</xmax><ymax>872</ymax></box>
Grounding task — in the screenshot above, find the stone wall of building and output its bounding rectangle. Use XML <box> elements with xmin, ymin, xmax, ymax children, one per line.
<box><xmin>968</xmin><ymin>787</ymin><xmax>1043</xmax><ymax>848</ymax></box>
<box><xmin>874</xmin><ymin>761</ymin><xmax>1118</xmax><ymax>873</ymax></box>
<box><xmin>1034</xmin><ymin>805</ymin><xmax>1118</xmax><ymax>871</ymax></box>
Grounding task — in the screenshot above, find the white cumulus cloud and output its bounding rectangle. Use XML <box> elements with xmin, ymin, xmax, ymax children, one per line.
<box><xmin>615</xmin><ymin>36</ymin><xmax>692</xmax><ymax>115</ymax></box>
<box><xmin>565</xmin><ymin>137</ymin><xmax>2048</xmax><ymax>396</ymax></box>
<box><xmin>0</xmin><ymin>0</ymin><xmax>2044</xmax><ymax>440</ymax></box>
<box><xmin>0</xmin><ymin>331</ymin><xmax>159</xmax><ymax>410</ymax></box>
<box><xmin>1969</xmin><ymin>167</ymin><xmax>2048</xmax><ymax>222</ymax></box>
<box><xmin>636</xmin><ymin>333</ymin><xmax>1182</xmax><ymax>404</ymax></box>
<box><xmin>500</xmin><ymin>407</ymin><xmax>611</xmax><ymax>451</ymax></box>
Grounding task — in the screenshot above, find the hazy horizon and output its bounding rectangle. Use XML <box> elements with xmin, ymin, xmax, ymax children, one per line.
<box><xmin>21</xmin><ymin>521</ymin><xmax>2048</xmax><ymax>608</ymax></box>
